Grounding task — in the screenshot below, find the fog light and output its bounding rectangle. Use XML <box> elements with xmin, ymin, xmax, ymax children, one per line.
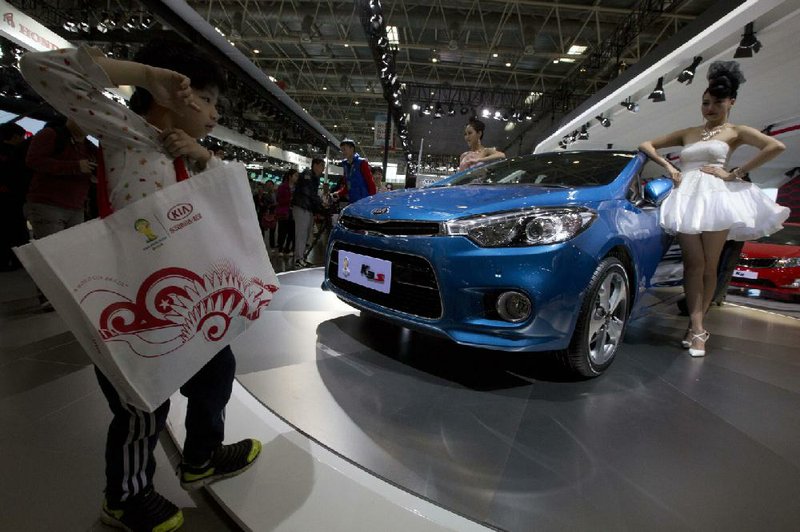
<box><xmin>496</xmin><ymin>291</ymin><xmax>532</xmax><ymax>322</ymax></box>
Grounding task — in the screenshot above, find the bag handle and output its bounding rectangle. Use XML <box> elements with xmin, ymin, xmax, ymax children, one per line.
<box><xmin>95</xmin><ymin>145</ymin><xmax>189</xmax><ymax>218</ymax></box>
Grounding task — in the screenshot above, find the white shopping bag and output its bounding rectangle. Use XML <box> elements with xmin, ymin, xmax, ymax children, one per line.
<box><xmin>15</xmin><ymin>162</ymin><xmax>278</xmax><ymax>412</ymax></box>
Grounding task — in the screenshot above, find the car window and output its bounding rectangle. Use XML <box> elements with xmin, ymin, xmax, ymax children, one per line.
<box><xmin>440</xmin><ymin>152</ymin><xmax>636</xmax><ymax>188</ymax></box>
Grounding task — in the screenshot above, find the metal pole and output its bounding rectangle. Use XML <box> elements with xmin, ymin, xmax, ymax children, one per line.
<box><xmin>382</xmin><ymin>100</ymin><xmax>391</xmax><ymax>178</ymax></box>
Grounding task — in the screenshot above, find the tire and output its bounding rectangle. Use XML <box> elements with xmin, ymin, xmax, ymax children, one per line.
<box><xmin>564</xmin><ymin>256</ymin><xmax>630</xmax><ymax>377</ymax></box>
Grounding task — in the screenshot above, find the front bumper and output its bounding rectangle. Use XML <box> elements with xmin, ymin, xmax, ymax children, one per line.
<box><xmin>322</xmin><ymin>226</ymin><xmax>600</xmax><ymax>351</ymax></box>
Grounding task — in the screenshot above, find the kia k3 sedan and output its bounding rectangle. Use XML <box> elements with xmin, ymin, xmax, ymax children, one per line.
<box><xmin>323</xmin><ymin>151</ymin><xmax>674</xmax><ymax>377</ymax></box>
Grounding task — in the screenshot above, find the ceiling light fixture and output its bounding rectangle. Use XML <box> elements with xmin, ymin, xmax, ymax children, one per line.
<box><xmin>677</xmin><ymin>56</ymin><xmax>703</xmax><ymax>84</ymax></box>
<box><xmin>734</xmin><ymin>22</ymin><xmax>762</xmax><ymax>58</ymax></box>
<box><xmin>619</xmin><ymin>99</ymin><xmax>638</xmax><ymax>112</ymax></box>
<box><xmin>648</xmin><ymin>77</ymin><xmax>666</xmax><ymax>102</ymax></box>
<box><xmin>596</xmin><ymin>115</ymin><xmax>611</xmax><ymax>127</ymax></box>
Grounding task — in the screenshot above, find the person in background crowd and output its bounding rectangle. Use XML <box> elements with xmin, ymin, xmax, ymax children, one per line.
<box><xmin>263</xmin><ymin>180</ymin><xmax>277</xmax><ymax>248</ymax></box>
<box><xmin>0</xmin><ymin>122</ymin><xmax>32</xmax><ymax>271</ymax></box>
<box><xmin>276</xmin><ymin>169</ymin><xmax>298</xmax><ymax>256</ymax></box>
<box><xmin>333</xmin><ymin>138</ymin><xmax>375</xmax><ymax>205</ymax></box>
<box><xmin>639</xmin><ymin>61</ymin><xmax>788</xmax><ymax>357</ymax></box>
<box><xmin>458</xmin><ymin>117</ymin><xmax>505</xmax><ymax>171</ymax></box>
<box><xmin>386</xmin><ymin>182</ymin><xmax>394</xmax><ymax>191</ymax></box>
<box><xmin>292</xmin><ymin>157</ymin><xmax>325</xmax><ymax>268</ymax></box>
<box><xmin>25</xmin><ymin>116</ymin><xmax>98</xmax><ymax>309</ymax></box>
<box><xmin>20</xmin><ymin>39</ymin><xmax>262</xmax><ymax>531</ymax></box>
<box><xmin>371</xmin><ymin>165</ymin><xmax>388</xmax><ymax>193</ymax></box>
<box><xmin>253</xmin><ymin>182</ymin><xmax>277</xmax><ymax>249</ymax></box>
<box><xmin>25</xmin><ymin>116</ymin><xmax>97</xmax><ymax>236</ymax></box>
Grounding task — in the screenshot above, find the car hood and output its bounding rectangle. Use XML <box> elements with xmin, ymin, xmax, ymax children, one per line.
<box><xmin>741</xmin><ymin>242</ymin><xmax>800</xmax><ymax>259</ymax></box>
<box><xmin>345</xmin><ymin>185</ymin><xmax>608</xmax><ymax>221</ymax></box>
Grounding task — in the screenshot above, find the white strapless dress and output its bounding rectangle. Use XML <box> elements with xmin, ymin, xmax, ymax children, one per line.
<box><xmin>659</xmin><ymin>139</ymin><xmax>790</xmax><ymax>241</ymax></box>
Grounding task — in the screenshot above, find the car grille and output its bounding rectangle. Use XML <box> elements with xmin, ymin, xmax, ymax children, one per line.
<box><xmin>738</xmin><ymin>257</ymin><xmax>777</xmax><ymax>268</ymax></box>
<box><xmin>328</xmin><ymin>242</ymin><xmax>442</xmax><ymax>319</ymax></box>
<box><xmin>339</xmin><ymin>215</ymin><xmax>441</xmax><ymax>236</ymax></box>
<box><xmin>731</xmin><ymin>278</ymin><xmax>777</xmax><ymax>288</ymax></box>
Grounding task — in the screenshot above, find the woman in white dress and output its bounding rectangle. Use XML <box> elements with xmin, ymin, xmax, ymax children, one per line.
<box><xmin>639</xmin><ymin>61</ymin><xmax>789</xmax><ymax>357</ymax></box>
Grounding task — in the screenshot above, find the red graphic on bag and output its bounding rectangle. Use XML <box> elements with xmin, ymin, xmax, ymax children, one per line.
<box><xmin>83</xmin><ymin>265</ymin><xmax>278</xmax><ymax>357</ymax></box>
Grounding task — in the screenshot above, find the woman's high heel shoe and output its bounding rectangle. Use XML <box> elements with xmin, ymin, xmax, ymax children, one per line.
<box><xmin>688</xmin><ymin>330</ymin><xmax>710</xmax><ymax>357</ymax></box>
<box><xmin>681</xmin><ymin>327</ymin><xmax>692</xmax><ymax>349</ymax></box>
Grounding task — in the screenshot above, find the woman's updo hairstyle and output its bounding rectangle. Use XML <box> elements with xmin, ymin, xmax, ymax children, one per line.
<box><xmin>467</xmin><ymin>117</ymin><xmax>486</xmax><ymax>140</ymax></box>
<box><xmin>705</xmin><ymin>60</ymin><xmax>746</xmax><ymax>99</ymax></box>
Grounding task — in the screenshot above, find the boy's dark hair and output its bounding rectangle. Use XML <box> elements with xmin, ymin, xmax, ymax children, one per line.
<box><xmin>370</xmin><ymin>165</ymin><xmax>383</xmax><ymax>175</ymax></box>
<box><xmin>311</xmin><ymin>157</ymin><xmax>325</xmax><ymax>166</ymax></box>
<box><xmin>129</xmin><ymin>39</ymin><xmax>227</xmax><ymax>115</ymax></box>
<box><xmin>0</xmin><ymin>122</ymin><xmax>26</xmax><ymax>142</ymax></box>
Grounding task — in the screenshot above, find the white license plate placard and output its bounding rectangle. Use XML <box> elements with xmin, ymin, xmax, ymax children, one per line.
<box><xmin>733</xmin><ymin>269</ymin><xmax>758</xmax><ymax>280</ymax></box>
<box><xmin>338</xmin><ymin>250</ymin><xmax>393</xmax><ymax>294</ymax></box>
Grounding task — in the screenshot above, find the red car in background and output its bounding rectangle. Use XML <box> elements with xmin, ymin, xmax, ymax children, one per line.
<box><xmin>730</xmin><ymin>223</ymin><xmax>800</xmax><ymax>302</ymax></box>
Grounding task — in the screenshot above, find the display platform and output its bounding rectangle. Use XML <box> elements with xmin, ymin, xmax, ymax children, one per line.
<box><xmin>171</xmin><ymin>268</ymin><xmax>800</xmax><ymax>531</ymax></box>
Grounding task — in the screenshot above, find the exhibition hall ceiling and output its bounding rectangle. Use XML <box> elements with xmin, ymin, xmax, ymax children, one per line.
<box><xmin>7</xmin><ymin>0</ymin><xmax>719</xmax><ymax>159</ymax></box>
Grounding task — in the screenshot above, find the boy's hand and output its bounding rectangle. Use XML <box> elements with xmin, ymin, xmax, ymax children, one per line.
<box><xmin>160</xmin><ymin>128</ymin><xmax>211</xmax><ymax>169</ymax></box>
<box><xmin>145</xmin><ymin>66</ymin><xmax>200</xmax><ymax>113</ymax></box>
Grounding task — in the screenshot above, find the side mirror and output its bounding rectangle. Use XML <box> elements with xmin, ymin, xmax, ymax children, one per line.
<box><xmin>644</xmin><ymin>177</ymin><xmax>673</xmax><ymax>206</ymax></box>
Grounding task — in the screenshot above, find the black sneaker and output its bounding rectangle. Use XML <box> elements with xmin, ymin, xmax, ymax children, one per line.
<box><xmin>101</xmin><ymin>488</ymin><xmax>183</xmax><ymax>532</ymax></box>
<box><xmin>179</xmin><ymin>438</ymin><xmax>262</xmax><ymax>491</ymax></box>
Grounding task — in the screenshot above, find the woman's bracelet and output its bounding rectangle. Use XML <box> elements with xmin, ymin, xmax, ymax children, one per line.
<box><xmin>728</xmin><ymin>168</ymin><xmax>745</xmax><ymax>181</ymax></box>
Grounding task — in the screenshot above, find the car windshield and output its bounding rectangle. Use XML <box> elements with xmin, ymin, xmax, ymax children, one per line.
<box><xmin>757</xmin><ymin>224</ymin><xmax>800</xmax><ymax>245</ymax></box>
<box><xmin>440</xmin><ymin>151</ymin><xmax>636</xmax><ymax>188</ymax></box>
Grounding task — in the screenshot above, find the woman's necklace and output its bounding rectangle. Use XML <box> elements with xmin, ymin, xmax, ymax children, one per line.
<box><xmin>701</xmin><ymin>122</ymin><xmax>730</xmax><ymax>141</ymax></box>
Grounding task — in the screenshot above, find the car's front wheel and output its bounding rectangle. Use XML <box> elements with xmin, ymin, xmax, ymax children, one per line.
<box><xmin>565</xmin><ymin>256</ymin><xmax>630</xmax><ymax>377</ymax></box>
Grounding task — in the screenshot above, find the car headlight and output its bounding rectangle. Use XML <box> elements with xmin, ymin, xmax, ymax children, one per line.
<box><xmin>775</xmin><ymin>257</ymin><xmax>800</xmax><ymax>268</ymax></box>
<box><xmin>444</xmin><ymin>207</ymin><xmax>596</xmax><ymax>247</ymax></box>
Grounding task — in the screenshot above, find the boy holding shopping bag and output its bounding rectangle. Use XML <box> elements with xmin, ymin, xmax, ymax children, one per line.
<box><xmin>20</xmin><ymin>40</ymin><xmax>265</xmax><ymax>532</ymax></box>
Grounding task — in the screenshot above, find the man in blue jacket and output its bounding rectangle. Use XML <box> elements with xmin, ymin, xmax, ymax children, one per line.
<box><xmin>334</xmin><ymin>138</ymin><xmax>376</xmax><ymax>205</ymax></box>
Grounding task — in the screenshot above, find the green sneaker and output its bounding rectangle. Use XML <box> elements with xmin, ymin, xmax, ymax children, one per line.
<box><xmin>179</xmin><ymin>438</ymin><xmax>262</xmax><ymax>491</ymax></box>
<box><xmin>101</xmin><ymin>488</ymin><xmax>183</xmax><ymax>532</ymax></box>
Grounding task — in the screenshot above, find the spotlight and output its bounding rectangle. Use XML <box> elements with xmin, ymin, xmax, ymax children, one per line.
<box><xmin>123</xmin><ymin>14</ymin><xmax>138</xmax><ymax>31</ymax></box>
<box><xmin>677</xmin><ymin>56</ymin><xmax>703</xmax><ymax>84</ymax></box>
<box><xmin>434</xmin><ymin>102</ymin><xmax>444</xmax><ymax>118</ymax></box>
<box><xmin>568</xmin><ymin>130</ymin><xmax>578</xmax><ymax>143</ymax></box>
<box><xmin>447</xmin><ymin>105</ymin><xmax>455</xmax><ymax>117</ymax></box>
<box><xmin>422</xmin><ymin>105</ymin><xmax>432</xmax><ymax>116</ymax></box>
<box><xmin>96</xmin><ymin>12</ymin><xmax>114</xmax><ymax>33</ymax></box>
<box><xmin>578</xmin><ymin>125</ymin><xmax>589</xmax><ymax>140</ymax></box>
<box><xmin>596</xmin><ymin>115</ymin><xmax>611</xmax><ymax>127</ymax></box>
<box><xmin>411</xmin><ymin>103</ymin><xmax>420</xmax><ymax>110</ymax></box>
<box><xmin>734</xmin><ymin>22</ymin><xmax>762</xmax><ymax>58</ymax></box>
<box><xmin>460</xmin><ymin>106</ymin><xmax>470</xmax><ymax>115</ymax></box>
<box><xmin>78</xmin><ymin>21</ymin><xmax>90</xmax><ymax>32</ymax></box>
<box><xmin>140</xmin><ymin>14</ymin><xmax>155</xmax><ymax>30</ymax></box>
<box><xmin>481</xmin><ymin>108</ymin><xmax>491</xmax><ymax>118</ymax></box>
<box><xmin>493</xmin><ymin>110</ymin><xmax>502</xmax><ymax>120</ymax></box>
<box><xmin>648</xmin><ymin>77</ymin><xmax>665</xmax><ymax>102</ymax></box>
<box><xmin>63</xmin><ymin>20</ymin><xmax>78</xmax><ymax>32</ymax></box>
<box><xmin>620</xmin><ymin>99</ymin><xmax>639</xmax><ymax>112</ymax></box>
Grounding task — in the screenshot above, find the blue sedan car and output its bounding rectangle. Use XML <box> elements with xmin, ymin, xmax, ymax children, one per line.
<box><xmin>323</xmin><ymin>151</ymin><xmax>674</xmax><ymax>376</ymax></box>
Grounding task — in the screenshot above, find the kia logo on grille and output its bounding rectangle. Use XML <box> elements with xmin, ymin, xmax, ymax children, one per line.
<box><xmin>372</xmin><ymin>207</ymin><xmax>390</xmax><ymax>215</ymax></box>
<box><xmin>167</xmin><ymin>203</ymin><xmax>194</xmax><ymax>221</ymax></box>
